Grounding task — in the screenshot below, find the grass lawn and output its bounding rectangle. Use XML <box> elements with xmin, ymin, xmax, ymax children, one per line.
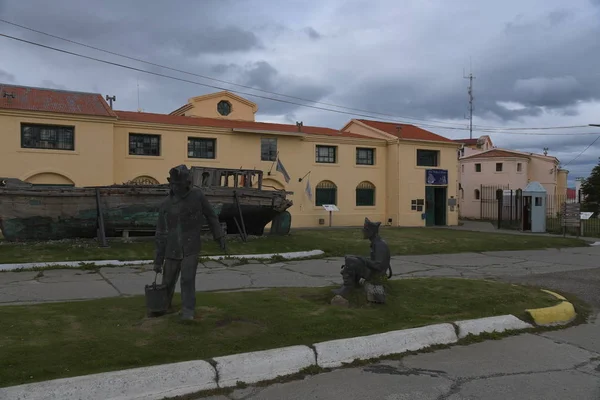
<box><xmin>0</xmin><ymin>278</ymin><xmax>559</xmax><ymax>388</ymax></box>
<box><xmin>0</xmin><ymin>227</ymin><xmax>589</xmax><ymax>264</ymax></box>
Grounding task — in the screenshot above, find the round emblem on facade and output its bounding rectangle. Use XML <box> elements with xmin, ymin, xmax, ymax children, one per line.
<box><xmin>217</xmin><ymin>100</ymin><xmax>232</xmax><ymax>116</ymax></box>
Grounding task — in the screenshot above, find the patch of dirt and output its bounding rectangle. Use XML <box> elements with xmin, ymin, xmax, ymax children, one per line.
<box><xmin>31</xmin><ymin>319</ymin><xmax>48</xmax><ymax>327</ymax></box>
<box><xmin>309</xmin><ymin>307</ymin><xmax>329</xmax><ymax>316</ymax></box>
<box><xmin>197</xmin><ymin>306</ymin><xmax>220</xmax><ymax>314</ymax></box>
<box><xmin>212</xmin><ymin>318</ymin><xmax>267</xmax><ymax>338</ymax></box>
<box><xmin>135</xmin><ymin>338</ymin><xmax>151</xmax><ymax>347</ymax></box>
<box><xmin>70</xmin><ymin>321</ymin><xmax>83</xmax><ymax>331</ymax></box>
<box><xmin>137</xmin><ymin>318</ymin><xmax>164</xmax><ymax>332</ymax></box>
<box><xmin>215</xmin><ymin>317</ymin><xmax>263</xmax><ymax>328</ymax></box>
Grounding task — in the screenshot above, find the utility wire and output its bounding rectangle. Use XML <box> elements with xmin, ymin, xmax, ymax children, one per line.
<box><xmin>562</xmin><ymin>135</ymin><xmax>600</xmax><ymax>167</ymax></box>
<box><xmin>0</xmin><ymin>18</ymin><xmax>592</xmax><ymax>132</ymax></box>
<box><xmin>0</xmin><ymin>32</ymin><xmax>596</xmax><ymax>136</ymax></box>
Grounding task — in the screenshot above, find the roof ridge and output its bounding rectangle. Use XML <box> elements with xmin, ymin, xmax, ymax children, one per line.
<box><xmin>357</xmin><ymin>118</ymin><xmax>414</xmax><ymax>127</ymax></box>
<box><xmin>461</xmin><ymin>148</ymin><xmax>531</xmax><ymax>159</ymax></box>
<box><xmin>0</xmin><ymin>82</ymin><xmax>102</xmax><ymax>97</ymax></box>
<box><xmin>115</xmin><ymin>110</ymin><xmax>342</xmax><ymax>131</ymax></box>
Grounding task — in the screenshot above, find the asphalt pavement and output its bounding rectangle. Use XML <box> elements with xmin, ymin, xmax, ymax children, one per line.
<box><xmin>1</xmin><ymin>245</ymin><xmax>600</xmax><ymax>305</ymax></box>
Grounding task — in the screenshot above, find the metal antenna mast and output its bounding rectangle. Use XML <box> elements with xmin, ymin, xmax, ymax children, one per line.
<box><xmin>463</xmin><ymin>61</ymin><xmax>475</xmax><ymax>139</ymax></box>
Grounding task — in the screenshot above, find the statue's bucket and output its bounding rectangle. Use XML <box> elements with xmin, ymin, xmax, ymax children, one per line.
<box><xmin>145</xmin><ymin>273</ymin><xmax>169</xmax><ymax>314</ymax></box>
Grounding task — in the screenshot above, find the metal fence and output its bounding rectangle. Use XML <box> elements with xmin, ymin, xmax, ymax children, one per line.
<box><xmin>546</xmin><ymin>194</ymin><xmax>600</xmax><ymax>237</ymax></box>
<box><xmin>476</xmin><ymin>186</ymin><xmax>600</xmax><ymax>237</ymax></box>
<box><xmin>480</xmin><ymin>184</ymin><xmax>509</xmax><ymax>222</ymax></box>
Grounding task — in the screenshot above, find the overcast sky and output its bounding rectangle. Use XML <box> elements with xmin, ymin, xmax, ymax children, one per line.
<box><xmin>1</xmin><ymin>0</ymin><xmax>599</xmax><ymax>186</ymax></box>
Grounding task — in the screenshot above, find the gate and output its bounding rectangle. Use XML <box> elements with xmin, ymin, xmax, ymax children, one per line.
<box><xmin>497</xmin><ymin>188</ymin><xmax>523</xmax><ymax>230</ymax></box>
<box><xmin>480</xmin><ymin>185</ymin><xmax>523</xmax><ymax>229</ymax></box>
<box><xmin>480</xmin><ymin>184</ymin><xmax>508</xmax><ymax>222</ymax></box>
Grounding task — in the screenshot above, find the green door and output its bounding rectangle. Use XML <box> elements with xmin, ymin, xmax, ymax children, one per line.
<box><xmin>425</xmin><ymin>186</ymin><xmax>435</xmax><ymax>226</ymax></box>
<box><xmin>434</xmin><ymin>187</ymin><xmax>447</xmax><ymax>226</ymax></box>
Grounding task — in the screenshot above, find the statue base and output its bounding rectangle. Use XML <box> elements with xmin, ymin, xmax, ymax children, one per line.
<box><xmin>364</xmin><ymin>281</ymin><xmax>386</xmax><ymax>304</ymax></box>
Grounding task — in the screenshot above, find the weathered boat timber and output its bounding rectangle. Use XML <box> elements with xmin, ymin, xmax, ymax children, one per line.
<box><xmin>0</xmin><ymin>167</ymin><xmax>293</xmax><ymax>242</ymax></box>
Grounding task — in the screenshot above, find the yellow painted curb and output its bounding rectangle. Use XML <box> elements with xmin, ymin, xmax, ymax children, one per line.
<box><xmin>540</xmin><ymin>289</ymin><xmax>567</xmax><ymax>301</ymax></box>
<box><xmin>525</xmin><ymin>289</ymin><xmax>576</xmax><ymax>326</ymax></box>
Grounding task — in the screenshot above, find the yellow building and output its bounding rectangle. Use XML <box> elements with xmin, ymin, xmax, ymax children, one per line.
<box><xmin>0</xmin><ymin>83</ymin><xmax>461</xmax><ymax>228</ymax></box>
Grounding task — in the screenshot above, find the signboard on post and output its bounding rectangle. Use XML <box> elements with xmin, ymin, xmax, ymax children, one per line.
<box><xmin>322</xmin><ymin>204</ymin><xmax>339</xmax><ymax>227</ymax></box>
<box><xmin>561</xmin><ymin>202</ymin><xmax>582</xmax><ymax>237</ymax></box>
<box><xmin>580</xmin><ymin>212</ymin><xmax>594</xmax><ymax>220</ymax></box>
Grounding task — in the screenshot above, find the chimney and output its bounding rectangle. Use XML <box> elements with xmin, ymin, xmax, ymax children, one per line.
<box><xmin>396</xmin><ymin>126</ymin><xmax>402</xmax><ymax>137</ymax></box>
<box><xmin>296</xmin><ymin>121</ymin><xmax>303</xmax><ymax>132</ymax></box>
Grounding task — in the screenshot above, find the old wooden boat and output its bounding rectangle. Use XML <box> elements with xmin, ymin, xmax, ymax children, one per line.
<box><xmin>0</xmin><ymin>167</ymin><xmax>293</xmax><ymax>242</ymax></box>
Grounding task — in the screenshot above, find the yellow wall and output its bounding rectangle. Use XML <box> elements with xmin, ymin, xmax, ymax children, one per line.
<box><xmin>113</xmin><ymin>119</ymin><xmax>389</xmax><ymax>227</ymax></box>
<box><xmin>0</xmin><ymin>91</ymin><xmax>461</xmax><ymax>229</ymax></box>
<box><xmin>0</xmin><ymin>111</ymin><xmax>115</xmax><ymax>186</ymax></box>
<box><xmin>397</xmin><ymin>140</ymin><xmax>459</xmax><ymax>226</ymax></box>
<box><xmin>183</xmin><ymin>92</ymin><xmax>257</xmax><ymax>121</ymax></box>
<box><xmin>344</xmin><ymin>121</ymin><xmax>460</xmax><ymax>227</ymax></box>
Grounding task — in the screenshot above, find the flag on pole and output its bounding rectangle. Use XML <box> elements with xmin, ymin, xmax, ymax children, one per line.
<box><xmin>305</xmin><ymin>177</ymin><xmax>313</xmax><ymax>201</ymax></box>
<box><xmin>276</xmin><ymin>157</ymin><xmax>291</xmax><ymax>183</ymax></box>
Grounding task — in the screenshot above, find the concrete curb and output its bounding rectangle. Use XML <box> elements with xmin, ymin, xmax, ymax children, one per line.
<box><xmin>214</xmin><ymin>345</ymin><xmax>316</xmax><ymax>388</ymax></box>
<box><xmin>313</xmin><ymin>323</ymin><xmax>457</xmax><ymax>369</ymax></box>
<box><xmin>525</xmin><ymin>289</ymin><xmax>577</xmax><ymax>326</ymax></box>
<box><xmin>0</xmin><ymin>250</ymin><xmax>325</xmax><ymax>272</ymax></box>
<box><xmin>454</xmin><ymin>315</ymin><xmax>533</xmax><ymax>338</ymax></box>
<box><xmin>0</xmin><ymin>313</ymin><xmax>537</xmax><ymax>400</ymax></box>
<box><xmin>0</xmin><ymin>360</ymin><xmax>217</xmax><ymax>400</ymax></box>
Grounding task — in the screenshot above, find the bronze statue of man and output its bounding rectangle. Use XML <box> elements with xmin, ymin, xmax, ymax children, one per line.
<box><xmin>153</xmin><ymin>165</ymin><xmax>226</xmax><ymax>320</ymax></box>
<box><xmin>332</xmin><ymin>217</ymin><xmax>391</xmax><ymax>298</ymax></box>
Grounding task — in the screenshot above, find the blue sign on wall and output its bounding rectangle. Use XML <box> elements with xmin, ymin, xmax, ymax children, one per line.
<box><xmin>426</xmin><ymin>169</ymin><xmax>448</xmax><ymax>185</ymax></box>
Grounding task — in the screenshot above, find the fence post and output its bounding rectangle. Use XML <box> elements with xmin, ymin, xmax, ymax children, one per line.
<box><xmin>479</xmin><ymin>185</ymin><xmax>484</xmax><ymax>219</ymax></box>
<box><xmin>496</xmin><ymin>189</ymin><xmax>503</xmax><ymax>229</ymax></box>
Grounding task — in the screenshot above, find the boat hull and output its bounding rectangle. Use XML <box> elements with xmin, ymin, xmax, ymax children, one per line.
<box><xmin>0</xmin><ymin>185</ymin><xmax>292</xmax><ymax>241</ymax></box>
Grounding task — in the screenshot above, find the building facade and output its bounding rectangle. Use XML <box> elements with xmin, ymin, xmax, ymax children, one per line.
<box><xmin>0</xmin><ymin>83</ymin><xmax>461</xmax><ymax>229</ymax></box>
<box><xmin>457</xmin><ymin>147</ymin><xmax>568</xmax><ymax>219</ymax></box>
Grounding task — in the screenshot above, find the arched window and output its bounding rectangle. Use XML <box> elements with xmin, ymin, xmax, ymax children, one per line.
<box><xmin>26</xmin><ymin>172</ymin><xmax>75</xmax><ymax>187</ymax></box>
<box><xmin>474</xmin><ymin>189</ymin><xmax>480</xmax><ymax>200</ymax></box>
<box><xmin>356</xmin><ymin>181</ymin><xmax>375</xmax><ymax>206</ymax></box>
<box><xmin>316</xmin><ymin>180</ymin><xmax>337</xmax><ymax>206</ymax></box>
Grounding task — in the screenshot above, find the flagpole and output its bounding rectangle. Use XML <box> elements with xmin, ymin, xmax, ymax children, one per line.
<box><xmin>298</xmin><ymin>171</ymin><xmax>311</xmax><ymax>182</ymax></box>
<box><xmin>267</xmin><ymin>151</ymin><xmax>279</xmax><ymax>176</ymax></box>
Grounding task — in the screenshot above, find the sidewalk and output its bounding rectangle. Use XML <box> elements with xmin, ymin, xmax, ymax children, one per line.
<box><xmin>444</xmin><ymin>220</ymin><xmax>600</xmax><ymax>243</ymax></box>
<box><xmin>2</xmin><ymin>246</ymin><xmax>600</xmax><ymax>305</ymax></box>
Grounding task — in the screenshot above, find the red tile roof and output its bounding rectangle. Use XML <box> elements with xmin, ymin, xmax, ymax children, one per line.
<box><xmin>0</xmin><ymin>84</ymin><xmax>116</xmax><ymax>117</ymax></box>
<box><xmin>453</xmin><ymin>138</ymin><xmax>479</xmax><ymax>145</ymax></box>
<box><xmin>567</xmin><ymin>188</ymin><xmax>576</xmax><ymax>200</ymax></box>
<box><xmin>356</xmin><ymin>119</ymin><xmax>455</xmax><ymax>143</ymax></box>
<box><xmin>115</xmin><ymin>111</ymin><xmax>376</xmax><ymax>139</ymax></box>
<box><xmin>462</xmin><ymin>149</ymin><xmax>530</xmax><ymax>159</ymax></box>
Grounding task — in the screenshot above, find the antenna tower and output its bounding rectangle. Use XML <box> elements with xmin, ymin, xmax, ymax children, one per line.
<box><xmin>463</xmin><ymin>61</ymin><xmax>475</xmax><ymax>139</ymax></box>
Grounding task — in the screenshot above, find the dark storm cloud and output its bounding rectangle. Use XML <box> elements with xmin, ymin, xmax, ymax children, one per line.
<box><xmin>1</xmin><ymin>0</ymin><xmax>599</xmax><ymax>182</ymax></box>
<box><xmin>304</xmin><ymin>27</ymin><xmax>322</xmax><ymax>40</ymax></box>
<box><xmin>0</xmin><ymin>0</ymin><xmax>261</xmax><ymax>57</ymax></box>
<box><xmin>40</xmin><ymin>80</ymin><xmax>67</xmax><ymax>90</ymax></box>
<box><xmin>0</xmin><ymin>69</ymin><xmax>15</xmax><ymax>82</ymax></box>
<box><xmin>342</xmin><ymin>7</ymin><xmax>600</xmax><ymax>125</ymax></box>
<box><xmin>211</xmin><ymin>61</ymin><xmax>334</xmax><ymax>115</ymax></box>
<box><xmin>512</xmin><ymin>76</ymin><xmax>586</xmax><ymax>108</ymax></box>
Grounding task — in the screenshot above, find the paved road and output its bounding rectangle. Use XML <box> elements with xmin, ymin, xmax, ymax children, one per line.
<box><xmin>2</xmin><ymin>246</ymin><xmax>600</xmax><ymax>399</ymax></box>
<box><xmin>195</xmin><ymin>249</ymin><xmax>600</xmax><ymax>400</ymax></box>
<box><xmin>1</xmin><ymin>245</ymin><xmax>600</xmax><ymax>305</ymax></box>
